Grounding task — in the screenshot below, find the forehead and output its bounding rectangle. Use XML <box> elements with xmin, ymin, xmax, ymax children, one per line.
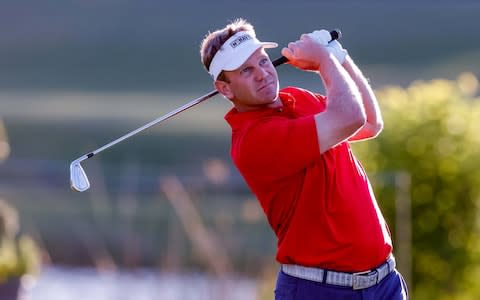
<box><xmin>238</xmin><ymin>48</ymin><xmax>268</xmax><ymax>68</ymax></box>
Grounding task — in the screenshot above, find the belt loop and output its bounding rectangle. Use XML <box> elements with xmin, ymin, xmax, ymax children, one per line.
<box><xmin>322</xmin><ymin>269</ymin><xmax>328</xmax><ymax>283</ymax></box>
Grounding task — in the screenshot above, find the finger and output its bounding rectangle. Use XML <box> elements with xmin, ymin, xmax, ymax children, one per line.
<box><xmin>287</xmin><ymin>41</ymin><xmax>299</xmax><ymax>49</ymax></box>
<box><xmin>309</xmin><ymin>30</ymin><xmax>330</xmax><ymax>45</ymax></box>
<box><xmin>300</xmin><ymin>33</ymin><xmax>310</xmax><ymax>41</ymax></box>
<box><xmin>286</xmin><ymin>41</ymin><xmax>300</xmax><ymax>56</ymax></box>
<box><xmin>281</xmin><ymin>47</ymin><xmax>294</xmax><ymax>60</ymax></box>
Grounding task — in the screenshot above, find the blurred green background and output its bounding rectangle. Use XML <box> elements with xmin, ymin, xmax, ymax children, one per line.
<box><xmin>1</xmin><ymin>0</ymin><xmax>480</xmax><ymax>299</ymax></box>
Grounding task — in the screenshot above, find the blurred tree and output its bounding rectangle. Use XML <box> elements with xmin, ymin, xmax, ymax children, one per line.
<box><xmin>0</xmin><ymin>119</ymin><xmax>10</xmax><ymax>162</ymax></box>
<box><xmin>352</xmin><ymin>72</ymin><xmax>480</xmax><ymax>299</ymax></box>
<box><xmin>0</xmin><ymin>200</ymin><xmax>41</xmax><ymax>300</ymax></box>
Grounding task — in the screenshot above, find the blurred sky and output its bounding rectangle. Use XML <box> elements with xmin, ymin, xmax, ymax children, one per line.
<box><xmin>1</xmin><ymin>0</ymin><xmax>480</xmax><ymax>93</ymax></box>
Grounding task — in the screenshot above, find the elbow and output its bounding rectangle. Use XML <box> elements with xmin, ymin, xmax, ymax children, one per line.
<box><xmin>363</xmin><ymin>120</ymin><xmax>384</xmax><ymax>139</ymax></box>
<box><xmin>373</xmin><ymin>120</ymin><xmax>384</xmax><ymax>136</ymax></box>
<box><xmin>369</xmin><ymin>114</ymin><xmax>384</xmax><ymax>137</ymax></box>
<box><xmin>351</xmin><ymin>106</ymin><xmax>367</xmax><ymax>131</ymax></box>
<box><xmin>340</xmin><ymin>109</ymin><xmax>366</xmax><ymax>138</ymax></box>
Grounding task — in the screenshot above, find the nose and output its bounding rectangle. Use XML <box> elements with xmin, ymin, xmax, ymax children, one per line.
<box><xmin>254</xmin><ymin>66</ymin><xmax>269</xmax><ymax>81</ymax></box>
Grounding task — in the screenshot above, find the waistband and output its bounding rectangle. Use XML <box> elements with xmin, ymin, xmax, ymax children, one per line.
<box><xmin>281</xmin><ymin>256</ymin><xmax>396</xmax><ymax>290</ymax></box>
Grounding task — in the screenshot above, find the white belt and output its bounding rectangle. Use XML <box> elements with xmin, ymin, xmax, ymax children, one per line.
<box><xmin>282</xmin><ymin>256</ymin><xmax>396</xmax><ymax>290</ymax></box>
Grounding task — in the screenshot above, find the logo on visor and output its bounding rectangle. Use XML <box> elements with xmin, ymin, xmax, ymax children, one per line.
<box><xmin>229</xmin><ymin>35</ymin><xmax>252</xmax><ymax>48</ymax></box>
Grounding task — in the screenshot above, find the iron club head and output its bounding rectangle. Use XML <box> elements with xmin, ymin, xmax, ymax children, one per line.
<box><xmin>70</xmin><ymin>159</ymin><xmax>90</xmax><ymax>192</ymax></box>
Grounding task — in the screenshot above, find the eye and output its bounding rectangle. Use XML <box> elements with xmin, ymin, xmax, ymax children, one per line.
<box><xmin>240</xmin><ymin>66</ymin><xmax>253</xmax><ymax>75</ymax></box>
<box><xmin>259</xmin><ymin>58</ymin><xmax>269</xmax><ymax>65</ymax></box>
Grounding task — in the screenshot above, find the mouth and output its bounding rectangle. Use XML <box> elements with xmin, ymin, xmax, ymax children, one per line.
<box><xmin>258</xmin><ymin>81</ymin><xmax>275</xmax><ymax>92</ymax></box>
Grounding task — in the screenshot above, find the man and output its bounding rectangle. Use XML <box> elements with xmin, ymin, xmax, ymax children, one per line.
<box><xmin>200</xmin><ymin>19</ymin><xmax>408</xmax><ymax>299</ymax></box>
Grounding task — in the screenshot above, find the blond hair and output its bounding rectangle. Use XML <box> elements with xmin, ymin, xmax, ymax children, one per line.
<box><xmin>200</xmin><ymin>18</ymin><xmax>256</xmax><ymax>79</ymax></box>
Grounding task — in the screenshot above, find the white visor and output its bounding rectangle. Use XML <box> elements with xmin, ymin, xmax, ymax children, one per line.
<box><xmin>209</xmin><ymin>31</ymin><xmax>278</xmax><ymax>80</ymax></box>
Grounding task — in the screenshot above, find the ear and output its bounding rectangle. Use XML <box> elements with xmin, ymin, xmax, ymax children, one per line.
<box><xmin>214</xmin><ymin>80</ymin><xmax>234</xmax><ymax>99</ymax></box>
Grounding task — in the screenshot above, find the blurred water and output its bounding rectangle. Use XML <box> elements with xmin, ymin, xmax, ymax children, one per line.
<box><xmin>22</xmin><ymin>267</ymin><xmax>258</xmax><ymax>300</ymax></box>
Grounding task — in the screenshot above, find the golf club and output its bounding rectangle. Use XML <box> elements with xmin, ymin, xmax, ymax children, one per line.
<box><xmin>70</xmin><ymin>29</ymin><xmax>341</xmax><ymax>192</ymax></box>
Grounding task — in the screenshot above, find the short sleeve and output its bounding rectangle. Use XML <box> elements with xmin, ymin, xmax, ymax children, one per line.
<box><xmin>234</xmin><ymin>115</ymin><xmax>319</xmax><ymax>182</ymax></box>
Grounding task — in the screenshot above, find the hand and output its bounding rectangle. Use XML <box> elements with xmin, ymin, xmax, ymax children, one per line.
<box><xmin>326</xmin><ymin>40</ymin><xmax>348</xmax><ymax>64</ymax></box>
<box><xmin>308</xmin><ymin>30</ymin><xmax>348</xmax><ymax>64</ymax></box>
<box><xmin>281</xmin><ymin>34</ymin><xmax>330</xmax><ymax>71</ymax></box>
<box><xmin>307</xmin><ymin>29</ymin><xmax>331</xmax><ymax>46</ymax></box>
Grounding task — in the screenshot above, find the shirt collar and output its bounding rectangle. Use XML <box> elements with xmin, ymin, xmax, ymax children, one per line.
<box><xmin>224</xmin><ymin>90</ymin><xmax>296</xmax><ymax>130</ymax></box>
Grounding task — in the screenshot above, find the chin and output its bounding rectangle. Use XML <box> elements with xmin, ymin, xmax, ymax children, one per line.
<box><xmin>266</xmin><ymin>90</ymin><xmax>279</xmax><ymax>103</ymax></box>
<box><xmin>269</xmin><ymin>97</ymin><xmax>281</xmax><ymax>107</ymax></box>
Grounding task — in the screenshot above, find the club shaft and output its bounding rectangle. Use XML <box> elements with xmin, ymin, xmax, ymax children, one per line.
<box><xmin>84</xmin><ymin>90</ymin><xmax>218</xmax><ymax>159</ymax></box>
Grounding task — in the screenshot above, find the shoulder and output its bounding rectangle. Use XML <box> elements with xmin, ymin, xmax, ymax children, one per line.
<box><xmin>280</xmin><ymin>86</ymin><xmax>327</xmax><ymax>115</ymax></box>
<box><xmin>280</xmin><ymin>86</ymin><xmax>326</xmax><ymax>103</ymax></box>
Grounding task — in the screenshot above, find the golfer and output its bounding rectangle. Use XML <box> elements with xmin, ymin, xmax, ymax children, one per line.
<box><xmin>200</xmin><ymin>19</ymin><xmax>408</xmax><ymax>299</ymax></box>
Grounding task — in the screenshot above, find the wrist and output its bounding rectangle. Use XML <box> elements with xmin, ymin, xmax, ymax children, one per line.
<box><xmin>317</xmin><ymin>52</ymin><xmax>340</xmax><ymax>74</ymax></box>
<box><xmin>326</xmin><ymin>40</ymin><xmax>347</xmax><ymax>64</ymax></box>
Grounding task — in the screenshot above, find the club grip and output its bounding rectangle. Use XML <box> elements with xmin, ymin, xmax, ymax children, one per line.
<box><xmin>272</xmin><ymin>29</ymin><xmax>342</xmax><ymax>67</ymax></box>
<box><xmin>272</xmin><ymin>56</ymin><xmax>289</xmax><ymax>67</ymax></box>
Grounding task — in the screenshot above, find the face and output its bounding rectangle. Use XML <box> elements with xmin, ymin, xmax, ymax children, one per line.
<box><xmin>215</xmin><ymin>48</ymin><xmax>280</xmax><ymax>112</ymax></box>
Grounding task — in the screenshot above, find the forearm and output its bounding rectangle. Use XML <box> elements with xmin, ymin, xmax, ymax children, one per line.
<box><xmin>320</xmin><ymin>55</ymin><xmax>365</xmax><ymax>122</ymax></box>
<box><xmin>314</xmin><ymin>54</ymin><xmax>367</xmax><ymax>153</ymax></box>
<box><xmin>342</xmin><ymin>55</ymin><xmax>383</xmax><ymax>140</ymax></box>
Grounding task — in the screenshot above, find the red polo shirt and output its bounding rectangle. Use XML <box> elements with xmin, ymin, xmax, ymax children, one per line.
<box><xmin>225</xmin><ymin>86</ymin><xmax>392</xmax><ymax>272</ymax></box>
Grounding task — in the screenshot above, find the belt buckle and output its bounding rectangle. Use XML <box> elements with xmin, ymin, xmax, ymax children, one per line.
<box><xmin>352</xmin><ymin>270</ymin><xmax>376</xmax><ymax>290</ymax></box>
